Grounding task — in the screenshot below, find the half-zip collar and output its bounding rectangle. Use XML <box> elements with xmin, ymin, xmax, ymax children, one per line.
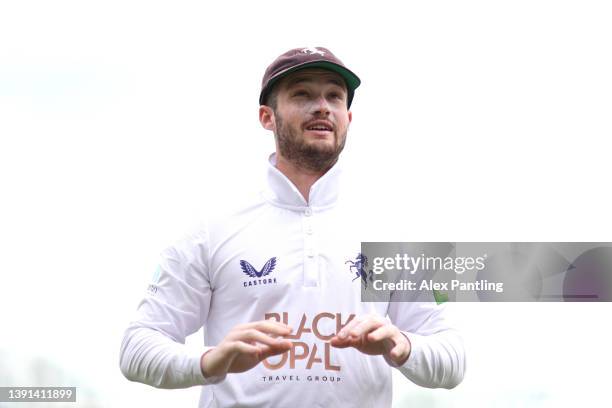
<box><xmin>262</xmin><ymin>153</ymin><xmax>341</xmax><ymax>211</ymax></box>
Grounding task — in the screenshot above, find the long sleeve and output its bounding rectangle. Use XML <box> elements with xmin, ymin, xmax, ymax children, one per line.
<box><xmin>386</xmin><ymin>300</ymin><xmax>466</xmax><ymax>389</ymax></box>
<box><xmin>119</xmin><ymin>227</ymin><xmax>224</xmax><ymax>388</ymax></box>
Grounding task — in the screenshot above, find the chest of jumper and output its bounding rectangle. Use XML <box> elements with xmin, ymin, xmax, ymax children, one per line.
<box><xmin>204</xmin><ymin>206</ymin><xmax>388</xmax><ymax>371</ymax></box>
<box><xmin>207</xmin><ymin>205</ymin><xmax>365</xmax><ymax>301</ymax></box>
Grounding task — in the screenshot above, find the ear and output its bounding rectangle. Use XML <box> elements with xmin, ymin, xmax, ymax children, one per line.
<box><xmin>348</xmin><ymin>110</ymin><xmax>352</xmax><ymax>124</ymax></box>
<box><xmin>259</xmin><ymin>105</ymin><xmax>275</xmax><ymax>131</ymax></box>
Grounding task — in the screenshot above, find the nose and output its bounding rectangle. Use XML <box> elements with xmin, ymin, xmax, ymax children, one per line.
<box><xmin>312</xmin><ymin>95</ymin><xmax>331</xmax><ymax>116</ymax></box>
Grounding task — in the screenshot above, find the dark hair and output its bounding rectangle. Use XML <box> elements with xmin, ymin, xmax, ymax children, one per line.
<box><xmin>262</xmin><ymin>86</ymin><xmax>279</xmax><ymax>110</ymax></box>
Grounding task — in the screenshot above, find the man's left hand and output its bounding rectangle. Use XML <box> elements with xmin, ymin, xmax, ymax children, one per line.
<box><xmin>330</xmin><ymin>314</ymin><xmax>411</xmax><ymax>366</ymax></box>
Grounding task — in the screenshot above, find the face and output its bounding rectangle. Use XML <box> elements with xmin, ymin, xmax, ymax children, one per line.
<box><xmin>260</xmin><ymin>68</ymin><xmax>353</xmax><ymax>173</ymax></box>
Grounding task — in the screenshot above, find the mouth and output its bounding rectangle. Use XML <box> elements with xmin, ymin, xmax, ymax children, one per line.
<box><xmin>304</xmin><ymin>120</ymin><xmax>334</xmax><ymax>136</ymax></box>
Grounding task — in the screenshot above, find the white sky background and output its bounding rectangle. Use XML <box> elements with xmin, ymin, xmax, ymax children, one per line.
<box><xmin>0</xmin><ymin>0</ymin><xmax>611</xmax><ymax>407</ymax></box>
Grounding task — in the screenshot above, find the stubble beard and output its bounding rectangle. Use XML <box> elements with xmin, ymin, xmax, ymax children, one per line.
<box><xmin>274</xmin><ymin>112</ymin><xmax>347</xmax><ymax>173</ymax></box>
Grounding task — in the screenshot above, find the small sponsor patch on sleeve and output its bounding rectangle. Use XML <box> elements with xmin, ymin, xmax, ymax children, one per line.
<box><xmin>433</xmin><ymin>289</ymin><xmax>449</xmax><ymax>305</ymax></box>
<box><xmin>146</xmin><ymin>266</ymin><xmax>162</xmax><ymax>295</ymax></box>
<box><xmin>151</xmin><ymin>265</ymin><xmax>162</xmax><ymax>284</ymax></box>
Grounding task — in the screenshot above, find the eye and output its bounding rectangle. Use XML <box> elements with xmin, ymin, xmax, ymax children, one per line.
<box><xmin>293</xmin><ymin>90</ymin><xmax>309</xmax><ymax>97</ymax></box>
<box><xmin>328</xmin><ymin>91</ymin><xmax>346</xmax><ymax>102</ymax></box>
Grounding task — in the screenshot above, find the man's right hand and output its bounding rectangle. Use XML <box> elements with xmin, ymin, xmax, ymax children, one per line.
<box><xmin>200</xmin><ymin>320</ymin><xmax>293</xmax><ymax>379</ymax></box>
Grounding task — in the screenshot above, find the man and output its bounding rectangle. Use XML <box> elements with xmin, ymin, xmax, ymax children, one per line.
<box><xmin>120</xmin><ymin>47</ymin><xmax>465</xmax><ymax>407</ymax></box>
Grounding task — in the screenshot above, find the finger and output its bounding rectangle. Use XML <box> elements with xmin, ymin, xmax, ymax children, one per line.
<box><xmin>264</xmin><ymin>338</ymin><xmax>293</xmax><ymax>352</ymax></box>
<box><xmin>230</xmin><ymin>339</ymin><xmax>290</xmax><ymax>358</ymax></box>
<box><xmin>367</xmin><ymin>324</ymin><xmax>396</xmax><ymax>343</ymax></box>
<box><xmin>236</xmin><ymin>321</ymin><xmax>293</xmax><ymax>337</ymax></box>
<box><xmin>330</xmin><ymin>343</ymin><xmax>351</xmax><ymax>349</ymax></box>
<box><xmin>238</xmin><ymin>320</ymin><xmax>292</xmax><ymax>331</ymax></box>
<box><xmin>388</xmin><ymin>340</ymin><xmax>409</xmax><ymax>363</ymax></box>
<box><xmin>258</xmin><ymin>341</ymin><xmax>292</xmax><ymax>359</ymax></box>
<box><xmin>335</xmin><ymin>316</ymin><xmax>364</xmax><ymax>339</ymax></box>
<box><xmin>386</xmin><ymin>331</ymin><xmax>410</xmax><ymax>358</ymax></box>
<box><xmin>231</xmin><ymin>328</ymin><xmax>291</xmax><ymax>347</ymax></box>
<box><xmin>329</xmin><ymin>336</ymin><xmax>352</xmax><ymax>348</ymax></box>
<box><xmin>330</xmin><ymin>333</ymin><xmax>364</xmax><ymax>348</ymax></box>
<box><xmin>346</xmin><ymin>318</ymin><xmax>385</xmax><ymax>338</ymax></box>
<box><xmin>230</xmin><ymin>340</ymin><xmax>264</xmax><ymax>356</ymax></box>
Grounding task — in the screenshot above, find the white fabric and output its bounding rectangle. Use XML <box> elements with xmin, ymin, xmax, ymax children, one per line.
<box><xmin>120</xmin><ymin>154</ymin><xmax>466</xmax><ymax>407</ymax></box>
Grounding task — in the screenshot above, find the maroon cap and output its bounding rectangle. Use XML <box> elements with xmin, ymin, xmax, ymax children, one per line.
<box><xmin>259</xmin><ymin>47</ymin><xmax>361</xmax><ymax>108</ymax></box>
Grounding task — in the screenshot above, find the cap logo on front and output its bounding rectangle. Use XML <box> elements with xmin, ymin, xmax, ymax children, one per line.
<box><xmin>300</xmin><ymin>47</ymin><xmax>326</xmax><ymax>57</ymax></box>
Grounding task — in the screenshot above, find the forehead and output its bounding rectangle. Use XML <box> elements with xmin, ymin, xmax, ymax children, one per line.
<box><xmin>279</xmin><ymin>68</ymin><xmax>347</xmax><ymax>90</ymax></box>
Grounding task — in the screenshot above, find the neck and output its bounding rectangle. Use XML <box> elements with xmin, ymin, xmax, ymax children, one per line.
<box><xmin>275</xmin><ymin>154</ymin><xmax>330</xmax><ymax>203</ymax></box>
